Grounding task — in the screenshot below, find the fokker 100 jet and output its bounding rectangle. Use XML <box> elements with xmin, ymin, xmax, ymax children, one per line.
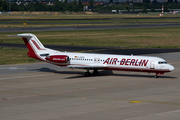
<box><xmin>9</xmin><ymin>33</ymin><xmax>174</xmax><ymax>78</ymax></box>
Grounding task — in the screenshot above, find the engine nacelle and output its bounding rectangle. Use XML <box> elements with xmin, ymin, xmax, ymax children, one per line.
<box><xmin>45</xmin><ymin>55</ymin><xmax>69</xmax><ymax>63</ymax></box>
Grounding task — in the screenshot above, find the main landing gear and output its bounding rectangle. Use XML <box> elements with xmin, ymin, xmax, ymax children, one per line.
<box><xmin>93</xmin><ymin>69</ymin><xmax>98</xmax><ymax>75</ymax></box>
<box><xmin>84</xmin><ymin>69</ymin><xmax>99</xmax><ymax>76</ymax></box>
<box><xmin>84</xmin><ymin>71</ymin><xmax>90</xmax><ymax>76</ymax></box>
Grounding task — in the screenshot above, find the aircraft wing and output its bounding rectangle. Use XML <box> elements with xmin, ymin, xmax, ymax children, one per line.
<box><xmin>67</xmin><ymin>64</ymin><xmax>107</xmax><ymax>69</ymax></box>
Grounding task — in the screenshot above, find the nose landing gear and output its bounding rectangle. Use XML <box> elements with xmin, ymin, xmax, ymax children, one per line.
<box><xmin>155</xmin><ymin>75</ymin><xmax>158</xmax><ymax>78</ymax></box>
<box><xmin>155</xmin><ymin>73</ymin><xmax>164</xmax><ymax>78</ymax></box>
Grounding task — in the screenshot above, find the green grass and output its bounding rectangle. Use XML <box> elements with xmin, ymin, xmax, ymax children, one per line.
<box><xmin>1</xmin><ymin>13</ymin><xmax>180</xmax><ymax>20</ymax></box>
<box><xmin>0</xmin><ymin>47</ymin><xmax>37</xmax><ymax>65</ymax></box>
<box><xmin>0</xmin><ymin>14</ymin><xmax>162</xmax><ymax>20</ymax></box>
<box><xmin>1</xmin><ymin>27</ymin><xmax>180</xmax><ymax>48</ymax></box>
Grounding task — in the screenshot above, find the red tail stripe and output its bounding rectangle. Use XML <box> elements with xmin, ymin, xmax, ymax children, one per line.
<box><xmin>22</xmin><ymin>38</ymin><xmax>34</xmax><ymax>53</ymax></box>
<box><xmin>31</xmin><ymin>40</ymin><xmax>46</xmax><ymax>50</ymax></box>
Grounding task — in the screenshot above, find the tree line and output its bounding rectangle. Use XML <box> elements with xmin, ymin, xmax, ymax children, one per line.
<box><xmin>0</xmin><ymin>0</ymin><xmax>180</xmax><ymax>12</ymax></box>
<box><xmin>0</xmin><ymin>0</ymin><xmax>83</xmax><ymax>12</ymax></box>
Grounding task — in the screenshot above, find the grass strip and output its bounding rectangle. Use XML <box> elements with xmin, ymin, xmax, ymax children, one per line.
<box><xmin>1</xmin><ymin>27</ymin><xmax>180</xmax><ymax>48</ymax></box>
<box><xmin>1</xmin><ymin>13</ymin><xmax>180</xmax><ymax>20</ymax></box>
<box><xmin>0</xmin><ymin>47</ymin><xmax>37</xmax><ymax>65</ymax></box>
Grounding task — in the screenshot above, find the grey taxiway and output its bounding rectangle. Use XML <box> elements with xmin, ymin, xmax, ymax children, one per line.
<box><xmin>1</xmin><ymin>23</ymin><xmax>180</xmax><ymax>33</ymax></box>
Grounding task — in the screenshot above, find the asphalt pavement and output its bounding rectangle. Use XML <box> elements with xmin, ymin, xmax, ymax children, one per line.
<box><xmin>1</xmin><ymin>23</ymin><xmax>180</xmax><ymax>33</ymax></box>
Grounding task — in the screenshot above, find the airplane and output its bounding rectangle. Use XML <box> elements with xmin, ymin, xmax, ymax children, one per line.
<box><xmin>8</xmin><ymin>33</ymin><xmax>174</xmax><ymax>78</ymax></box>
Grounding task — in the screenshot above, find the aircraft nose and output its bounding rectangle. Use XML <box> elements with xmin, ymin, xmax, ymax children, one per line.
<box><xmin>169</xmin><ymin>65</ymin><xmax>175</xmax><ymax>71</ymax></box>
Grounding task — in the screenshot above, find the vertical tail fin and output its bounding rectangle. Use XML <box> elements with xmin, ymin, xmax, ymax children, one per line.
<box><xmin>18</xmin><ymin>33</ymin><xmax>45</xmax><ymax>51</ymax></box>
<box><xmin>8</xmin><ymin>33</ymin><xmax>46</xmax><ymax>61</ymax></box>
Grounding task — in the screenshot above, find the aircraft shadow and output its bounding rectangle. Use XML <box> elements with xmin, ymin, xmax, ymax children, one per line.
<box><xmin>30</xmin><ymin>67</ymin><xmax>177</xmax><ymax>79</ymax></box>
<box><xmin>30</xmin><ymin>67</ymin><xmax>113</xmax><ymax>79</ymax></box>
<box><xmin>112</xmin><ymin>74</ymin><xmax>177</xmax><ymax>79</ymax></box>
<box><xmin>30</xmin><ymin>67</ymin><xmax>84</xmax><ymax>75</ymax></box>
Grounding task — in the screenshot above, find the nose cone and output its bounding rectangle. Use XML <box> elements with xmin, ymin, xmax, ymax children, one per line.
<box><xmin>169</xmin><ymin>65</ymin><xmax>175</xmax><ymax>71</ymax></box>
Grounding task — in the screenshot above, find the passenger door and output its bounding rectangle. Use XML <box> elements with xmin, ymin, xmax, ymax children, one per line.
<box><xmin>150</xmin><ymin>61</ymin><xmax>155</xmax><ymax>69</ymax></box>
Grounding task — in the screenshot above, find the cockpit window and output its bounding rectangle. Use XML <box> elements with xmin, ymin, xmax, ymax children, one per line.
<box><xmin>158</xmin><ymin>61</ymin><xmax>167</xmax><ymax>64</ymax></box>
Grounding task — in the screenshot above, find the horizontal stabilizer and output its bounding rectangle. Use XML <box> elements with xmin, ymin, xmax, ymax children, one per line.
<box><xmin>7</xmin><ymin>33</ymin><xmax>35</xmax><ymax>38</ymax></box>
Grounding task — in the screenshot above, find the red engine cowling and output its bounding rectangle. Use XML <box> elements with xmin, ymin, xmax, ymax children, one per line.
<box><xmin>45</xmin><ymin>55</ymin><xmax>69</xmax><ymax>63</ymax></box>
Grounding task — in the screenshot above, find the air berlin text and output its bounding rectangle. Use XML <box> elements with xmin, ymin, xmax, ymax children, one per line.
<box><xmin>103</xmin><ymin>58</ymin><xmax>149</xmax><ymax>66</ymax></box>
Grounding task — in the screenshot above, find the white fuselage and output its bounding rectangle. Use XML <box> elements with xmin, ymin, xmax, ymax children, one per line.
<box><xmin>40</xmin><ymin>51</ymin><xmax>174</xmax><ymax>73</ymax></box>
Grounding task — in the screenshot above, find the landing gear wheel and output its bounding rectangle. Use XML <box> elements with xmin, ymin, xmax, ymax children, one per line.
<box><xmin>155</xmin><ymin>75</ymin><xmax>158</xmax><ymax>78</ymax></box>
<box><xmin>84</xmin><ymin>72</ymin><xmax>90</xmax><ymax>76</ymax></box>
<box><xmin>93</xmin><ymin>69</ymin><xmax>99</xmax><ymax>75</ymax></box>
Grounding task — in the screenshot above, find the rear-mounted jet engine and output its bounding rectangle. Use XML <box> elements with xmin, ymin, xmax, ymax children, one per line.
<box><xmin>45</xmin><ymin>55</ymin><xmax>69</xmax><ymax>63</ymax></box>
